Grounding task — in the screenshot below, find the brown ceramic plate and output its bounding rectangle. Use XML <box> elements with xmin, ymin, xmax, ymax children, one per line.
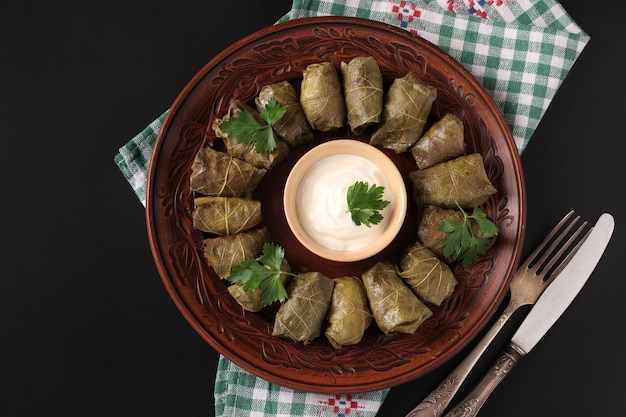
<box><xmin>146</xmin><ymin>16</ymin><xmax>525</xmax><ymax>393</ymax></box>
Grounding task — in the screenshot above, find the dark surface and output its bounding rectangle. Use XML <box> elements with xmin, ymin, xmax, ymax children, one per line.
<box><xmin>2</xmin><ymin>1</ymin><xmax>623</xmax><ymax>416</ymax></box>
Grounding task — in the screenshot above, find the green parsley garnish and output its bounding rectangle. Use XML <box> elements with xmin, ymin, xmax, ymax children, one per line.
<box><xmin>218</xmin><ymin>98</ymin><xmax>286</xmax><ymax>153</ymax></box>
<box><xmin>438</xmin><ymin>204</ymin><xmax>499</xmax><ymax>268</ymax></box>
<box><xmin>346</xmin><ymin>181</ymin><xmax>391</xmax><ymax>228</ymax></box>
<box><xmin>227</xmin><ymin>243</ymin><xmax>297</xmax><ymax>306</ymax></box>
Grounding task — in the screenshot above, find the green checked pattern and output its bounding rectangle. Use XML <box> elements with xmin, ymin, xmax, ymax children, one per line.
<box><xmin>215</xmin><ymin>355</ymin><xmax>389</xmax><ymax>416</ymax></box>
<box><xmin>114</xmin><ymin>111</ymin><xmax>167</xmax><ymax>206</ymax></box>
<box><xmin>115</xmin><ymin>1</ymin><xmax>589</xmax><ymax>416</ymax></box>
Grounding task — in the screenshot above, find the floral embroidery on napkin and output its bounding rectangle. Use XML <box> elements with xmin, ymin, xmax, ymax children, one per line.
<box><xmin>317</xmin><ymin>394</ymin><xmax>366</xmax><ymax>416</ymax></box>
<box><xmin>390</xmin><ymin>1</ymin><xmax>421</xmax><ymax>33</ymax></box>
<box><xmin>439</xmin><ymin>0</ymin><xmax>508</xmax><ymax>20</ymax></box>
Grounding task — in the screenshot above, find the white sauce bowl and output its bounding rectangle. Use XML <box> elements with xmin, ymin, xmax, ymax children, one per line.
<box><xmin>283</xmin><ymin>139</ymin><xmax>407</xmax><ymax>262</ymax></box>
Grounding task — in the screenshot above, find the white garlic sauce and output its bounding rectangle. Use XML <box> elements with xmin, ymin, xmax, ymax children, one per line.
<box><xmin>296</xmin><ymin>153</ymin><xmax>393</xmax><ymax>252</ymax></box>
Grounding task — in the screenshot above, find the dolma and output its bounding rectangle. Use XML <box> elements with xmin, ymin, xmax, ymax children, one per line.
<box><xmin>417</xmin><ymin>205</ymin><xmax>466</xmax><ymax>260</ymax></box>
<box><xmin>361</xmin><ymin>262</ymin><xmax>432</xmax><ymax>335</ymax></box>
<box><xmin>227</xmin><ymin>285</ymin><xmax>265</xmax><ymax>312</ymax></box>
<box><xmin>410</xmin><ymin>153</ymin><xmax>497</xmax><ymax>209</ymax></box>
<box><xmin>212</xmin><ymin>100</ymin><xmax>264</xmax><ymax>146</ymax></box>
<box><xmin>190</xmin><ymin>147</ymin><xmax>266</xmax><ymax>197</ymax></box>
<box><xmin>212</xmin><ymin>100</ymin><xmax>289</xmax><ymax>170</ymax></box>
<box><xmin>227</xmin><ymin>258</ymin><xmax>291</xmax><ymax>312</ymax></box>
<box><xmin>411</xmin><ymin>113</ymin><xmax>465</xmax><ymax>169</ymax></box>
<box><xmin>370</xmin><ymin>72</ymin><xmax>437</xmax><ymax>153</ymax></box>
<box><xmin>192</xmin><ymin>196</ymin><xmax>262</xmax><ymax>235</ymax></box>
<box><xmin>299</xmin><ymin>62</ymin><xmax>346</xmax><ymax>131</ymax></box>
<box><xmin>272</xmin><ymin>271</ymin><xmax>335</xmax><ymax>344</ymax></box>
<box><xmin>397</xmin><ymin>241</ymin><xmax>457</xmax><ymax>306</ymax></box>
<box><xmin>203</xmin><ymin>227</ymin><xmax>270</xmax><ymax>279</ymax></box>
<box><xmin>341</xmin><ymin>56</ymin><xmax>383</xmax><ymax>135</ymax></box>
<box><xmin>255</xmin><ymin>81</ymin><xmax>314</xmax><ymax>147</ymax></box>
<box><xmin>325</xmin><ymin>276</ymin><xmax>372</xmax><ymax>349</ymax></box>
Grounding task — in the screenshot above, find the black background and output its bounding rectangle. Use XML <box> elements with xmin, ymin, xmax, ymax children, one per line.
<box><xmin>3</xmin><ymin>1</ymin><xmax>624</xmax><ymax>416</ymax></box>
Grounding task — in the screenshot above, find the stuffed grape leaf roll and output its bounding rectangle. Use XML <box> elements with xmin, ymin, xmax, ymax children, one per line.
<box><xmin>227</xmin><ymin>284</ymin><xmax>265</xmax><ymax>313</ymax></box>
<box><xmin>227</xmin><ymin>258</ymin><xmax>291</xmax><ymax>312</ymax></box>
<box><xmin>272</xmin><ymin>271</ymin><xmax>334</xmax><ymax>344</ymax></box>
<box><xmin>212</xmin><ymin>100</ymin><xmax>264</xmax><ymax>152</ymax></box>
<box><xmin>255</xmin><ymin>81</ymin><xmax>314</xmax><ymax>147</ymax></box>
<box><xmin>203</xmin><ymin>227</ymin><xmax>270</xmax><ymax>279</ymax></box>
<box><xmin>410</xmin><ymin>153</ymin><xmax>497</xmax><ymax>209</ymax></box>
<box><xmin>362</xmin><ymin>262</ymin><xmax>432</xmax><ymax>335</ymax></box>
<box><xmin>417</xmin><ymin>205</ymin><xmax>467</xmax><ymax>260</ymax></box>
<box><xmin>212</xmin><ymin>100</ymin><xmax>289</xmax><ymax>170</ymax></box>
<box><xmin>192</xmin><ymin>196</ymin><xmax>262</xmax><ymax>236</ymax></box>
<box><xmin>299</xmin><ymin>62</ymin><xmax>346</xmax><ymax>131</ymax></box>
<box><xmin>370</xmin><ymin>72</ymin><xmax>437</xmax><ymax>153</ymax></box>
<box><xmin>190</xmin><ymin>147</ymin><xmax>266</xmax><ymax>197</ymax></box>
<box><xmin>411</xmin><ymin>113</ymin><xmax>465</xmax><ymax>169</ymax></box>
<box><xmin>341</xmin><ymin>56</ymin><xmax>383</xmax><ymax>135</ymax></box>
<box><xmin>397</xmin><ymin>241</ymin><xmax>457</xmax><ymax>306</ymax></box>
<box><xmin>325</xmin><ymin>276</ymin><xmax>372</xmax><ymax>349</ymax></box>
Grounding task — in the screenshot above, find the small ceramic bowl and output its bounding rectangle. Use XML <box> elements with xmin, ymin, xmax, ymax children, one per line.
<box><xmin>283</xmin><ymin>139</ymin><xmax>407</xmax><ymax>262</ymax></box>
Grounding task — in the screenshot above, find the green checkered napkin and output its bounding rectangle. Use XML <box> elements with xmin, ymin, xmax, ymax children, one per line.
<box><xmin>215</xmin><ymin>359</ymin><xmax>389</xmax><ymax>416</ymax></box>
<box><xmin>115</xmin><ymin>1</ymin><xmax>588</xmax><ymax>415</ymax></box>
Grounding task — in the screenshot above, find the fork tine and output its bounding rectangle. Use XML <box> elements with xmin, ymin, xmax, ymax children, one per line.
<box><xmin>542</xmin><ymin>225</ymin><xmax>592</xmax><ymax>284</ymax></box>
<box><xmin>530</xmin><ymin>213</ymin><xmax>582</xmax><ymax>273</ymax></box>
<box><xmin>540</xmin><ymin>217</ymin><xmax>588</xmax><ymax>270</ymax></box>
<box><xmin>520</xmin><ymin>210</ymin><xmax>576</xmax><ymax>269</ymax></box>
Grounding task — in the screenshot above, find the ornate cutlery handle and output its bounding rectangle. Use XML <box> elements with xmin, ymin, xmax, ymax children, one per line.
<box><xmin>442</xmin><ymin>344</ymin><xmax>524</xmax><ymax>417</ymax></box>
<box><xmin>406</xmin><ymin>304</ymin><xmax>518</xmax><ymax>417</ymax></box>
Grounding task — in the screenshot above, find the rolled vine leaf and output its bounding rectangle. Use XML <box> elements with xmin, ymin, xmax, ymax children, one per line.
<box><xmin>410</xmin><ymin>112</ymin><xmax>465</xmax><ymax>169</ymax></box>
<box><xmin>299</xmin><ymin>61</ymin><xmax>346</xmax><ymax>131</ymax></box>
<box><xmin>397</xmin><ymin>241</ymin><xmax>457</xmax><ymax>306</ymax></box>
<box><xmin>202</xmin><ymin>227</ymin><xmax>270</xmax><ymax>279</ymax></box>
<box><xmin>341</xmin><ymin>56</ymin><xmax>384</xmax><ymax>135</ymax></box>
<box><xmin>325</xmin><ymin>276</ymin><xmax>373</xmax><ymax>350</ymax></box>
<box><xmin>410</xmin><ymin>153</ymin><xmax>497</xmax><ymax>209</ymax></box>
<box><xmin>190</xmin><ymin>146</ymin><xmax>266</xmax><ymax>197</ymax></box>
<box><xmin>273</xmin><ymin>271</ymin><xmax>335</xmax><ymax>344</ymax></box>
<box><xmin>370</xmin><ymin>72</ymin><xmax>437</xmax><ymax>153</ymax></box>
<box><xmin>192</xmin><ymin>196</ymin><xmax>262</xmax><ymax>236</ymax></box>
<box><xmin>362</xmin><ymin>261</ymin><xmax>433</xmax><ymax>335</ymax></box>
<box><xmin>255</xmin><ymin>81</ymin><xmax>314</xmax><ymax>147</ymax></box>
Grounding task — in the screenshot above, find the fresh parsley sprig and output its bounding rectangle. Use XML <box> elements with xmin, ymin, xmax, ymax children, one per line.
<box><xmin>438</xmin><ymin>204</ymin><xmax>499</xmax><ymax>268</ymax></box>
<box><xmin>346</xmin><ymin>181</ymin><xmax>391</xmax><ymax>227</ymax></box>
<box><xmin>227</xmin><ymin>243</ymin><xmax>297</xmax><ymax>306</ymax></box>
<box><xmin>218</xmin><ymin>98</ymin><xmax>286</xmax><ymax>153</ymax></box>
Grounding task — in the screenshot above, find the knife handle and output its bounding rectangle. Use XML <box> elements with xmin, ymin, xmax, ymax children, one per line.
<box><xmin>405</xmin><ymin>304</ymin><xmax>519</xmax><ymax>417</ymax></box>
<box><xmin>442</xmin><ymin>344</ymin><xmax>524</xmax><ymax>417</ymax></box>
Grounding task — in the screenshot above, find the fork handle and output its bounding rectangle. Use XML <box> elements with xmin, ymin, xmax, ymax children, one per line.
<box><xmin>442</xmin><ymin>344</ymin><xmax>525</xmax><ymax>417</ymax></box>
<box><xmin>405</xmin><ymin>302</ymin><xmax>520</xmax><ymax>417</ymax></box>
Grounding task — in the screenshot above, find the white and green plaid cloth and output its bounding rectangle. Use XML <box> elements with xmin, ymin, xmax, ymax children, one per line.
<box><xmin>215</xmin><ymin>359</ymin><xmax>389</xmax><ymax>416</ymax></box>
<box><xmin>115</xmin><ymin>1</ymin><xmax>588</xmax><ymax>415</ymax></box>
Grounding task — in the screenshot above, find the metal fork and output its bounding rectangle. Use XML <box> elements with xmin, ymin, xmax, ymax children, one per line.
<box><xmin>406</xmin><ymin>210</ymin><xmax>588</xmax><ymax>417</ymax></box>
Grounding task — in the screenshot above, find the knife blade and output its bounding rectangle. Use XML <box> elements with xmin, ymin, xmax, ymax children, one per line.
<box><xmin>443</xmin><ymin>212</ymin><xmax>614</xmax><ymax>417</ymax></box>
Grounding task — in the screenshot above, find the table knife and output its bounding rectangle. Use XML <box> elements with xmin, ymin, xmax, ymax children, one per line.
<box><xmin>443</xmin><ymin>212</ymin><xmax>614</xmax><ymax>417</ymax></box>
